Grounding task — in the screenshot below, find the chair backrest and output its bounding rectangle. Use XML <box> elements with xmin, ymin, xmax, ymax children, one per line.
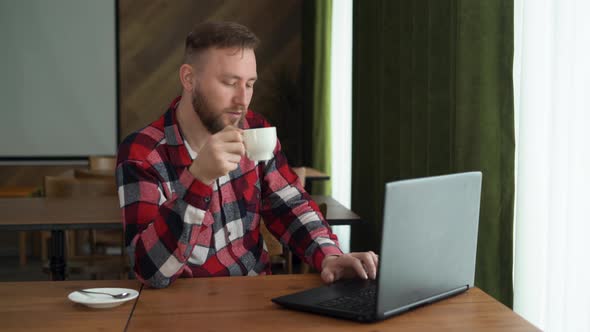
<box><xmin>291</xmin><ymin>167</ymin><xmax>306</xmax><ymax>186</ymax></box>
<box><xmin>260</xmin><ymin>222</ymin><xmax>283</xmax><ymax>256</ymax></box>
<box><xmin>89</xmin><ymin>156</ymin><xmax>116</xmax><ymax>171</ymax></box>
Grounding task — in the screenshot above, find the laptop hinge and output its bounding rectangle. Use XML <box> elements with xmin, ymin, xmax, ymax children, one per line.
<box><xmin>381</xmin><ymin>285</ymin><xmax>469</xmax><ymax>318</ymax></box>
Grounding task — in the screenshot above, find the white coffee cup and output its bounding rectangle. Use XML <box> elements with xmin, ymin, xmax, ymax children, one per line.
<box><xmin>243</xmin><ymin>127</ymin><xmax>277</xmax><ymax>162</ymax></box>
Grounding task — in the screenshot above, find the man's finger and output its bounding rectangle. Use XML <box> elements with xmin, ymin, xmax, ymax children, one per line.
<box><xmin>225</xmin><ymin>152</ymin><xmax>242</xmax><ymax>164</ymax></box>
<box><xmin>221</xmin><ymin>125</ymin><xmax>243</xmax><ymax>132</ymax></box>
<box><xmin>371</xmin><ymin>251</ymin><xmax>379</xmax><ymax>268</ymax></box>
<box><xmin>367</xmin><ymin>251</ymin><xmax>379</xmax><ymax>278</ymax></box>
<box><xmin>321</xmin><ymin>269</ymin><xmax>335</xmax><ymax>284</ymax></box>
<box><xmin>348</xmin><ymin>256</ymin><xmax>368</xmax><ymax>280</ymax></box>
<box><xmin>353</xmin><ymin>253</ymin><xmax>376</xmax><ymax>280</ymax></box>
<box><xmin>363</xmin><ymin>254</ymin><xmax>378</xmax><ymax>280</ymax></box>
<box><xmin>222</xmin><ymin>142</ymin><xmax>245</xmax><ymax>156</ymax></box>
<box><xmin>348</xmin><ymin>252</ymin><xmax>379</xmax><ymax>279</ymax></box>
<box><xmin>217</xmin><ymin>127</ymin><xmax>244</xmax><ymax>142</ymax></box>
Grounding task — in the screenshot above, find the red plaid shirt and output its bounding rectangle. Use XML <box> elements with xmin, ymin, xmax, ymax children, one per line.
<box><xmin>116</xmin><ymin>97</ymin><xmax>342</xmax><ymax>288</ymax></box>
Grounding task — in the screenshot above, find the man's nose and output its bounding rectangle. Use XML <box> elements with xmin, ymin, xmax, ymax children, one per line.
<box><xmin>233</xmin><ymin>86</ymin><xmax>248</xmax><ymax>107</ymax></box>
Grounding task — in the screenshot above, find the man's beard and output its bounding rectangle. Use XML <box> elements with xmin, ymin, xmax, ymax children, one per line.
<box><xmin>192</xmin><ymin>86</ymin><xmax>245</xmax><ymax>134</ymax></box>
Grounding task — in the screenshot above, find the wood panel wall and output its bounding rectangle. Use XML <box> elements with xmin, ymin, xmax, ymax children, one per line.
<box><xmin>0</xmin><ymin>0</ymin><xmax>305</xmax><ymax>188</ymax></box>
<box><xmin>119</xmin><ymin>0</ymin><xmax>304</xmax><ymax>161</ymax></box>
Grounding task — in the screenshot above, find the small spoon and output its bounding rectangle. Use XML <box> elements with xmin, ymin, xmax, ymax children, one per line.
<box><xmin>77</xmin><ymin>289</ymin><xmax>130</xmax><ymax>299</ymax></box>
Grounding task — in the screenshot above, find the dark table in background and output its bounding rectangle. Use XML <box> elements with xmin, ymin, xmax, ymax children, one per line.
<box><xmin>0</xmin><ymin>195</ymin><xmax>360</xmax><ymax>280</ymax></box>
<box><xmin>310</xmin><ymin>195</ymin><xmax>361</xmax><ymax>226</ymax></box>
<box><xmin>303</xmin><ymin>167</ymin><xmax>330</xmax><ymax>193</ymax></box>
<box><xmin>0</xmin><ymin>196</ymin><xmax>121</xmax><ymax>281</ymax></box>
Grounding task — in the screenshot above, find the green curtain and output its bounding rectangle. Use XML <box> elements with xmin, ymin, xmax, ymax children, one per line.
<box><xmin>311</xmin><ymin>0</ymin><xmax>332</xmax><ymax>195</ymax></box>
<box><xmin>351</xmin><ymin>0</ymin><xmax>514</xmax><ymax>307</ymax></box>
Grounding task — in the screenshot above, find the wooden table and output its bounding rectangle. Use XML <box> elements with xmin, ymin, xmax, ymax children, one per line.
<box><xmin>0</xmin><ymin>186</ymin><xmax>38</xmax><ymax>197</ymax></box>
<box><xmin>74</xmin><ymin>168</ymin><xmax>115</xmax><ymax>179</ymax></box>
<box><xmin>73</xmin><ymin>166</ymin><xmax>332</xmax><ymax>192</ymax></box>
<box><xmin>0</xmin><ymin>279</ymin><xmax>141</xmax><ymax>331</ymax></box>
<box><xmin>0</xmin><ymin>196</ymin><xmax>121</xmax><ymax>281</ymax></box>
<box><xmin>303</xmin><ymin>167</ymin><xmax>330</xmax><ymax>193</ymax></box>
<box><xmin>311</xmin><ymin>195</ymin><xmax>361</xmax><ymax>226</ymax></box>
<box><xmin>304</xmin><ymin>167</ymin><xmax>330</xmax><ymax>180</ymax></box>
<box><xmin>0</xmin><ymin>197</ymin><xmax>120</xmax><ymax>231</ymax></box>
<box><xmin>127</xmin><ymin>274</ymin><xmax>540</xmax><ymax>331</ymax></box>
<box><xmin>0</xmin><ymin>185</ymin><xmax>40</xmax><ymax>266</ymax></box>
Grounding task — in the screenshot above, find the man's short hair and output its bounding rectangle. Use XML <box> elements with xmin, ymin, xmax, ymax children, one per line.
<box><xmin>184</xmin><ymin>21</ymin><xmax>260</xmax><ymax>64</ymax></box>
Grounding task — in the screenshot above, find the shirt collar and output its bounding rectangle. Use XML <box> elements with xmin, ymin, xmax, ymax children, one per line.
<box><xmin>163</xmin><ymin>96</ymin><xmax>193</xmax><ymax>168</ymax></box>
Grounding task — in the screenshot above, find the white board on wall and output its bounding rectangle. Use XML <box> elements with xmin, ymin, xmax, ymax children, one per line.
<box><xmin>0</xmin><ymin>0</ymin><xmax>117</xmax><ymax>160</ymax></box>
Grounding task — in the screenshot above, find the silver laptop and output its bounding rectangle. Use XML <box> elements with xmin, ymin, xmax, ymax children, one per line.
<box><xmin>272</xmin><ymin>172</ymin><xmax>482</xmax><ymax>322</ymax></box>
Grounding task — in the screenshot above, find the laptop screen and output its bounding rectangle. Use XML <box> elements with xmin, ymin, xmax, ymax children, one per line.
<box><xmin>377</xmin><ymin>172</ymin><xmax>482</xmax><ymax>315</ymax></box>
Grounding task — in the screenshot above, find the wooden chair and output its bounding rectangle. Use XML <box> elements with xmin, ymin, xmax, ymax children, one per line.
<box><xmin>42</xmin><ymin>175</ymin><xmax>128</xmax><ymax>279</ymax></box>
<box><xmin>260</xmin><ymin>221</ymin><xmax>290</xmax><ymax>273</ymax></box>
<box><xmin>78</xmin><ymin>156</ymin><xmax>123</xmax><ymax>257</ymax></box>
<box><xmin>89</xmin><ymin>156</ymin><xmax>116</xmax><ymax>171</ymax></box>
<box><xmin>292</xmin><ymin>167</ymin><xmax>306</xmax><ymax>184</ymax></box>
<box><xmin>260</xmin><ymin>167</ymin><xmax>308</xmax><ymax>274</ymax></box>
<box><xmin>75</xmin><ymin>156</ymin><xmax>117</xmax><ymax>180</ymax></box>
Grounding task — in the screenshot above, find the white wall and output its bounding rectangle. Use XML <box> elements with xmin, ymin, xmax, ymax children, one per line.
<box><xmin>0</xmin><ymin>0</ymin><xmax>117</xmax><ymax>159</ymax></box>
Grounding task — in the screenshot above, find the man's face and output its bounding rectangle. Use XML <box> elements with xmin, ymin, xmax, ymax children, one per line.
<box><xmin>191</xmin><ymin>47</ymin><xmax>257</xmax><ymax>134</ymax></box>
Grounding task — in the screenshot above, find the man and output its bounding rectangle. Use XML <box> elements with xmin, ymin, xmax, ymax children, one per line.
<box><xmin>117</xmin><ymin>21</ymin><xmax>377</xmax><ymax>288</ymax></box>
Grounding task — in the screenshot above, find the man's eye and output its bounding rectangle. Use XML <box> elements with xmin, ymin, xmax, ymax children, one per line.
<box><xmin>224</xmin><ymin>81</ymin><xmax>236</xmax><ymax>86</ymax></box>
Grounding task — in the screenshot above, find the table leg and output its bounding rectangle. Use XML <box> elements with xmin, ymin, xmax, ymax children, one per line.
<box><xmin>49</xmin><ymin>230</ymin><xmax>66</xmax><ymax>281</ymax></box>
<box><xmin>19</xmin><ymin>232</ymin><xmax>27</xmax><ymax>266</ymax></box>
<box><xmin>304</xmin><ymin>181</ymin><xmax>313</xmax><ymax>194</ymax></box>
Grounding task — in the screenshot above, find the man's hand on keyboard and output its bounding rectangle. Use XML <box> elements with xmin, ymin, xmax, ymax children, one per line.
<box><xmin>320</xmin><ymin>252</ymin><xmax>379</xmax><ymax>284</ymax></box>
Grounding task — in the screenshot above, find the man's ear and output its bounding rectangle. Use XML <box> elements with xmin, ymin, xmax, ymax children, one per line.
<box><xmin>179</xmin><ymin>64</ymin><xmax>195</xmax><ymax>92</ymax></box>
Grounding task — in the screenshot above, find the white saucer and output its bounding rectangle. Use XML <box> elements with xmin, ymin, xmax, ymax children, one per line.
<box><xmin>68</xmin><ymin>288</ymin><xmax>139</xmax><ymax>309</ymax></box>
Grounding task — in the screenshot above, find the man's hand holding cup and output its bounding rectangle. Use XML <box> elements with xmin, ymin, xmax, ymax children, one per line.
<box><xmin>189</xmin><ymin>126</ymin><xmax>245</xmax><ymax>185</ymax></box>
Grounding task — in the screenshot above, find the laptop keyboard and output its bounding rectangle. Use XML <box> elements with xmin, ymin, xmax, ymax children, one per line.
<box><xmin>317</xmin><ymin>284</ymin><xmax>376</xmax><ymax>314</ymax></box>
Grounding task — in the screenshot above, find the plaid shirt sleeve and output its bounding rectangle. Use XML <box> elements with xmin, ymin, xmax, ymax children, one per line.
<box><xmin>117</xmin><ymin>159</ymin><xmax>213</xmax><ymax>288</ymax></box>
<box><xmin>260</xmin><ymin>140</ymin><xmax>343</xmax><ymax>272</ymax></box>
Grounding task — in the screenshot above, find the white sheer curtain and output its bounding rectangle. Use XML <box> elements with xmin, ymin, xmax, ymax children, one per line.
<box><xmin>513</xmin><ymin>0</ymin><xmax>590</xmax><ymax>331</ymax></box>
<box><xmin>329</xmin><ymin>0</ymin><xmax>352</xmax><ymax>253</ymax></box>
